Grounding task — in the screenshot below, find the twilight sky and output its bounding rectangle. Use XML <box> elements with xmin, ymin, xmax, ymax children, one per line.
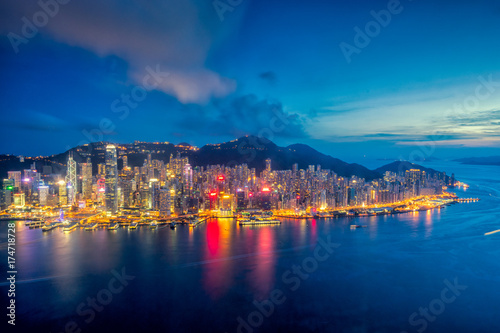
<box><xmin>1</xmin><ymin>0</ymin><xmax>500</xmax><ymax>163</ymax></box>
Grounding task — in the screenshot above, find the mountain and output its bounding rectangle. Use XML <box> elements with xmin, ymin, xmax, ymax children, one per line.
<box><xmin>0</xmin><ymin>136</ymin><xmax>382</xmax><ymax>180</ymax></box>
<box><xmin>454</xmin><ymin>156</ymin><xmax>500</xmax><ymax>166</ymax></box>
<box><xmin>375</xmin><ymin>161</ymin><xmax>446</xmax><ymax>177</ymax></box>
<box><xmin>192</xmin><ymin>137</ymin><xmax>381</xmax><ymax>180</ymax></box>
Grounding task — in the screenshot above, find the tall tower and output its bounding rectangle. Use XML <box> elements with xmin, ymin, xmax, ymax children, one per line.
<box><xmin>81</xmin><ymin>158</ymin><xmax>93</xmax><ymax>200</ymax></box>
<box><xmin>105</xmin><ymin>145</ymin><xmax>118</xmax><ymax>215</ymax></box>
<box><xmin>65</xmin><ymin>152</ymin><xmax>77</xmax><ymax>203</ymax></box>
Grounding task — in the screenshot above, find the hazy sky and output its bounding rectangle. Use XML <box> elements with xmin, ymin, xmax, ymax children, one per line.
<box><xmin>1</xmin><ymin>0</ymin><xmax>499</xmax><ymax>162</ymax></box>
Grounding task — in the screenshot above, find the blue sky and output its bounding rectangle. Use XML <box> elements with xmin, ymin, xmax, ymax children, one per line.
<box><xmin>1</xmin><ymin>0</ymin><xmax>499</xmax><ymax>163</ymax></box>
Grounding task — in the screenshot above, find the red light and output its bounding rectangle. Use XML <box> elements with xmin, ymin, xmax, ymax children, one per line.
<box><xmin>210</xmin><ymin>191</ymin><xmax>217</xmax><ymax>197</ymax></box>
<box><xmin>296</xmin><ymin>196</ymin><xmax>300</xmax><ymax>200</ymax></box>
<box><xmin>248</xmin><ymin>193</ymin><xmax>253</xmax><ymax>198</ymax></box>
<box><xmin>217</xmin><ymin>175</ymin><xmax>225</xmax><ymax>181</ymax></box>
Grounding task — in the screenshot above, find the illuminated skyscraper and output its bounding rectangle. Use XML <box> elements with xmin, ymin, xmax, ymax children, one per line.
<box><xmin>8</xmin><ymin>171</ymin><xmax>21</xmax><ymax>188</ymax></box>
<box><xmin>105</xmin><ymin>145</ymin><xmax>118</xmax><ymax>215</ymax></box>
<box><xmin>81</xmin><ymin>159</ymin><xmax>93</xmax><ymax>200</ymax></box>
<box><xmin>65</xmin><ymin>152</ymin><xmax>77</xmax><ymax>203</ymax></box>
<box><xmin>58</xmin><ymin>181</ymin><xmax>67</xmax><ymax>205</ymax></box>
<box><xmin>39</xmin><ymin>186</ymin><xmax>49</xmax><ymax>206</ymax></box>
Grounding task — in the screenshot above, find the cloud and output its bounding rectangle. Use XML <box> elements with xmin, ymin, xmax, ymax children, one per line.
<box><xmin>1</xmin><ymin>0</ymin><xmax>237</xmax><ymax>104</ymax></box>
<box><xmin>4</xmin><ymin>110</ymin><xmax>72</xmax><ymax>133</ymax></box>
<box><xmin>176</xmin><ymin>94</ymin><xmax>308</xmax><ymax>139</ymax></box>
<box><xmin>259</xmin><ymin>71</ymin><xmax>277</xmax><ymax>85</ymax></box>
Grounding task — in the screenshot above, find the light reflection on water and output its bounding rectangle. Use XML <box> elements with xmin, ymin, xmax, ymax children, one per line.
<box><xmin>2</xmin><ymin>162</ymin><xmax>500</xmax><ymax>332</ymax></box>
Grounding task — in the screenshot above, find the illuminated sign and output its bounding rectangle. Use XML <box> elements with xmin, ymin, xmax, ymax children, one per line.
<box><xmin>262</xmin><ymin>187</ymin><xmax>270</xmax><ymax>192</ymax></box>
<box><xmin>217</xmin><ymin>175</ymin><xmax>225</xmax><ymax>181</ymax></box>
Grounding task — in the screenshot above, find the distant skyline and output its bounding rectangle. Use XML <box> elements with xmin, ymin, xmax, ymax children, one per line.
<box><xmin>1</xmin><ymin>0</ymin><xmax>500</xmax><ymax>161</ymax></box>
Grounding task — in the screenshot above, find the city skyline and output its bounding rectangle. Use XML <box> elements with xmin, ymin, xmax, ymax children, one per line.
<box><xmin>1</xmin><ymin>0</ymin><xmax>500</xmax><ymax>160</ymax></box>
<box><xmin>1</xmin><ymin>2</ymin><xmax>499</xmax><ymax>332</ymax></box>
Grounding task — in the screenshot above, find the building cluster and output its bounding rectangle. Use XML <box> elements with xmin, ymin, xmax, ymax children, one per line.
<box><xmin>0</xmin><ymin>145</ymin><xmax>452</xmax><ymax>216</ymax></box>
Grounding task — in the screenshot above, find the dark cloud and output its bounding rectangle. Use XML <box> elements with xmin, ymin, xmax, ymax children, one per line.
<box><xmin>259</xmin><ymin>71</ymin><xmax>277</xmax><ymax>85</ymax></box>
<box><xmin>176</xmin><ymin>94</ymin><xmax>307</xmax><ymax>139</ymax></box>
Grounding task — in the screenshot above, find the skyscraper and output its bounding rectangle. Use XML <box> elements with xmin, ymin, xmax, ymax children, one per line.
<box><xmin>8</xmin><ymin>171</ymin><xmax>21</xmax><ymax>189</ymax></box>
<box><xmin>81</xmin><ymin>158</ymin><xmax>93</xmax><ymax>200</ymax></box>
<box><xmin>105</xmin><ymin>145</ymin><xmax>118</xmax><ymax>215</ymax></box>
<box><xmin>65</xmin><ymin>152</ymin><xmax>77</xmax><ymax>203</ymax></box>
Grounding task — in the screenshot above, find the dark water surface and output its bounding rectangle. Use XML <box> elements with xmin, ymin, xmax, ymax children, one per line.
<box><xmin>1</xmin><ymin>162</ymin><xmax>500</xmax><ymax>332</ymax></box>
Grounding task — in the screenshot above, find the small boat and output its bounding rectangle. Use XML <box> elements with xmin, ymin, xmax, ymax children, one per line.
<box><xmin>108</xmin><ymin>223</ymin><xmax>119</xmax><ymax>230</ymax></box>
<box><xmin>170</xmin><ymin>222</ymin><xmax>176</xmax><ymax>229</ymax></box>
<box><xmin>85</xmin><ymin>223</ymin><xmax>98</xmax><ymax>231</ymax></box>
<box><xmin>63</xmin><ymin>223</ymin><xmax>79</xmax><ymax>232</ymax></box>
<box><xmin>350</xmin><ymin>224</ymin><xmax>367</xmax><ymax>230</ymax></box>
<box><xmin>150</xmin><ymin>221</ymin><xmax>158</xmax><ymax>229</ymax></box>
<box><xmin>129</xmin><ymin>222</ymin><xmax>138</xmax><ymax>230</ymax></box>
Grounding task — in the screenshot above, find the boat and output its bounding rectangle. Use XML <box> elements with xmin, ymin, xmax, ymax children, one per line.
<box><xmin>350</xmin><ymin>224</ymin><xmax>367</xmax><ymax>230</ymax></box>
<box><xmin>108</xmin><ymin>223</ymin><xmax>119</xmax><ymax>230</ymax></box>
<box><xmin>239</xmin><ymin>219</ymin><xmax>281</xmax><ymax>226</ymax></box>
<box><xmin>170</xmin><ymin>222</ymin><xmax>176</xmax><ymax>229</ymax></box>
<box><xmin>129</xmin><ymin>222</ymin><xmax>138</xmax><ymax>230</ymax></box>
<box><xmin>150</xmin><ymin>221</ymin><xmax>158</xmax><ymax>229</ymax></box>
<box><xmin>63</xmin><ymin>223</ymin><xmax>79</xmax><ymax>232</ymax></box>
<box><xmin>85</xmin><ymin>223</ymin><xmax>98</xmax><ymax>231</ymax></box>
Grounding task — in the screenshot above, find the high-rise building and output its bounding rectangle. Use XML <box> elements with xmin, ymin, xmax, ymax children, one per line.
<box><xmin>58</xmin><ymin>181</ymin><xmax>67</xmax><ymax>205</ymax></box>
<box><xmin>8</xmin><ymin>171</ymin><xmax>21</xmax><ymax>188</ymax></box>
<box><xmin>39</xmin><ymin>186</ymin><xmax>49</xmax><ymax>206</ymax></box>
<box><xmin>159</xmin><ymin>188</ymin><xmax>172</xmax><ymax>217</ymax></box>
<box><xmin>105</xmin><ymin>145</ymin><xmax>118</xmax><ymax>215</ymax></box>
<box><xmin>65</xmin><ymin>152</ymin><xmax>77</xmax><ymax>203</ymax></box>
<box><xmin>81</xmin><ymin>159</ymin><xmax>93</xmax><ymax>200</ymax></box>
<box><xmin>122</xmin><ymin>155</ymin><xmax>128</xmax><ymax>169</ymax></box>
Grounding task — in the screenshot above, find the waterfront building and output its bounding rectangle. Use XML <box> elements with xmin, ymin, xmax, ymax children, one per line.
<box><xmin>105</xmin><ymin>145</ymin><xmax>118</xmax><ymax>215</ymax></box>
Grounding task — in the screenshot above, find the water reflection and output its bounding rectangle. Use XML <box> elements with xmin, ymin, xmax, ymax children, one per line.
<box><xmin>247</xmin><ymin>227</ymin><xmax>276</xmax><ymax>299</ymax></box>
<box><xmin>203</xmin><ymin>219</ymin><xmax>234</xmax><ymax>299</ymax></box>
